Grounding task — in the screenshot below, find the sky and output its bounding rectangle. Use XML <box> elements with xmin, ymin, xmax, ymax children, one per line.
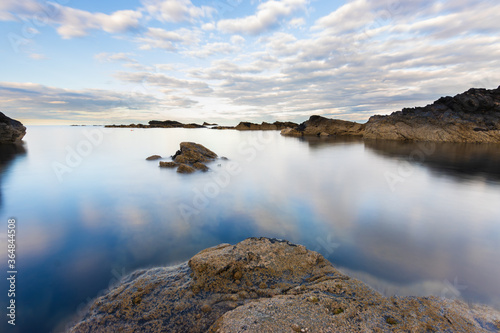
<box><xmin>0</xmin><ymin>0</ymin><xmax>499</xmax><ymax>125</ymax></box>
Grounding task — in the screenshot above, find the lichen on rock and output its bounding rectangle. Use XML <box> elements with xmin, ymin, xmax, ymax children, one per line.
<box><xmin>70</xmin><ymin>237</ymin><xmax>500</xmax><ymax>333</ymax></box>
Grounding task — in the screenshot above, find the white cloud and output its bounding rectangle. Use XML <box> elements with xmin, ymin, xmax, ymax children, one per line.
<box><xmin>0</xmin><ymin>0</ymin><xmax>143</xmax><ymax>39</ymax></box>
<box><xmin>136</xmin><ymin>27</ymin><xmax>200</xmax><ymax>51</ymax></box>
<box><xmin>217</xmin><ymin>0</ymin><xmax>308</xmax><ymax>35</ymax></box>
<box><xmin>183</xmin><ymin>42</ymin><xmax>241</xmax><ymax>58</ymax></box>
<box><xmin>55</xmin><ymin>7</ymin><xmax>142</xmax><ymax>39</ymax></box>
<box><xmin>95</xmin><ymin>52</ymin><xmax>137</xmax><ymax>63</ymax></box>
<box><xmin>141</xmin><ymin>0</ymin><xmax>214</xmax><ymax>23</ymax></box>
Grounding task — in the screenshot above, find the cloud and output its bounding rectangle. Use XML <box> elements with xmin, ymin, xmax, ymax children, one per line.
<box><xmin>114</xmin><ymin>71</ymin><xmax>213</xmax><ymax>95</ymax></box>
<box><xmin>0</xmin><ymin>0</ymin><xmax>142</xmax><ymax>39</ymax></box>
<box><xmin>217</xmin><ymin>0</ymin><xmax>308</xmax><ymax>35</ymax></box>
<box><xmin>135</xmin><ymin>27</ymin><xmax>200</xmax><ymax>51</ymax></box>
<box><xmin>95</xmin><ymin>52</ymin><xmax>138</xmax><ymax>63</ymax></box>
<box><xmin>0</xmin><ymin>81</ymin><xmax>162</xmax><ymax>121</ymax></box>
<box><xmin>183</xmin><ymin>41</ymin><xmax>241</xmax><ymax>58</ymax></box>
<box><xmin>142</xmin><ymin>0</ymin><xmax>215</xmax><ymax>23</ymax></box>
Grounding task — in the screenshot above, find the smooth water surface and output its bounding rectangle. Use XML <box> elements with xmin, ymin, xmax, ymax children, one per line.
<box><xmin>1</xmin><ymin>126</ymin><xmax>500</xmax><ymax>332</ymax></box>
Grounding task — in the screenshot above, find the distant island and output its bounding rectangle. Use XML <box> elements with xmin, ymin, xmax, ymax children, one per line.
<box><xmin>104</xmin><ymin>85</ymin><xmax>500</xmax><ymax>144</ymax></box>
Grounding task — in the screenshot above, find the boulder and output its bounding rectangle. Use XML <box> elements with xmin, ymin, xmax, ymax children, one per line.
<box><xmin>177</xmin><ymin>164</ymin><xmax>196</xmax><ymax>174</ymax></box>
<box><xmin>70</xmin><ymin>238</ymin><xmax>500</xmax><ymax>333</ymax></box>
<box><xmin>146</xmin><ymin>155</ymin><xmax>161</xmax><ymax>161</ymax></box>
<box><xmin>173</xmin><ymin>142</ymin><xmax>218</xmax><ymax>164</ymax></box>
<box><xmin>364</xmin><ymin>86</ymin><xmax>500</xmax><ymax>143</ymax></box>
<box><xmin>0</xmin><ymin>112</ymin><xmax>26</xmax><ymax>144</ymax></box>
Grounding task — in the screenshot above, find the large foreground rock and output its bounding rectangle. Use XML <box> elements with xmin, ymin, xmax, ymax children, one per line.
<box><xmin>70</xmin><ymin>238</ymin><xmax>500</xmax><ymax>332</ymax></box>
<box><xmin>281</xmin><ymin>116</ymin><xmax>365</xmax><ymax>137</ymax></box>
<box><xmin>364</xmin><ymin>86</ymin><xmax>500</xmax><ymax>143</ymax></box>
<box><xmin>0</xmin><ymin>112</ymin><xmax>26</xmax><ymax>144</ymax></box>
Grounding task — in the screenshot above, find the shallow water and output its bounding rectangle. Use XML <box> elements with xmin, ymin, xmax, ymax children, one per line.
<box><xmin>1</xmin><ymin>126</ymin><xmax>500</xmax><ymax>332</ymax></box>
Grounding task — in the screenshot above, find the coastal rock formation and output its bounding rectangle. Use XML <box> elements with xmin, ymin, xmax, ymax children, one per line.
<box><xmin>0</xmin><ymin>112</ymin><xmax>26</xmax><ymax>144</ymax></box>
<box><xmin>105</xmin><ymin>120</ymin><xmax>206</xmax><ymax>129</ymax></box>
<box><xmin>159</xmin><ymin>142</ymin><xmax>218</xmax><ymax>173</ymax></box>
<box><xmin>70</xmin><ymin>238</ymin><xmax>500</xmax><ymax>333</ymax></box>
<box><xmin>281</xmin><ymin>116</ymin><xmax>365</xmax><ymax>137</ymax></box>
<box><xmin>234</xmin><ymin>121</ymin><xmax>298</xmax><ymax>131</ymax></box>
<box><xmin>364</xmin><ymin>86</ymin><xmax>500</xmax><ymax>143</ymax></box>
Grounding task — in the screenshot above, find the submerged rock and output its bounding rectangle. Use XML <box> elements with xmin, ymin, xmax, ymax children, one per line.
<box><xmin>364</xmin><ymin>86</ymin><xmax>500</xmax><ymax>143</ymax></box>
<box><xmin>70</xmin><ymin>237</ymin><xmax>500</xmax><ymax>333</ymax></box>
<box><xmin>0</xmin><ymin>112</ymin><xmax>26</xmax><ymax>144</ymax></box>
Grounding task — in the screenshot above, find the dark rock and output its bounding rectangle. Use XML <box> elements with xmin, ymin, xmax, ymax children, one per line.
<box><xmin>364</xmin><ymin>86</ymin><xmax>500</xmax><ymax>143</ymax></box>
<box><xmin>146</xmin><ymin>155</ymin><xmax>161</xmax><ymax>160</ymax></box>
<box><xmin>70</xmin><ymin>238</ymin><xmax>500</xmax><ymax>333</ymax></box>
<box><xmin>203</xmin><ymin>122</ymin><xmax>218</xmax><ymax>126</ymax></box>
<box><xmin>177</xmin><ymin>164</ymin><xmax>196</xmax><ymax>174</ymax></box>
<box><xmin>192</xmin><ymin>162</ymin><xmax>209</xmax><ymax>172</ymax></box>
<box><xmin>0</xmin><ymin>112</ymin><xmax>26</xmax><ymax>144</ymax></box>
<box><xmin>281</xmin><ymin>115</ymin><xmax>365</xmax><ymax>137</ymax></box>
<box><xmin>173</xmin><ymin>142</ymin><xmax>218</xmax><ymax>164</ymax></box>
<box><xmin>159</xmin><ymin>161</ymin><xmax>178</xmax><ymax>168</ymax></box>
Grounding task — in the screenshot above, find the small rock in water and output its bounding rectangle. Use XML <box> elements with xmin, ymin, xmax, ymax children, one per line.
<box><xmin>146</xmin><ymin>155</ymin><xmax>162</xmax><ymax>160</ymax></box>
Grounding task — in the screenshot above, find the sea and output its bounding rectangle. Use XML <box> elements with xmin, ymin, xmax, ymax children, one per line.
<box><xmin>1</xmin><ymin>125</ymin><xmax>500</xmax><ymax>332</ymax></box>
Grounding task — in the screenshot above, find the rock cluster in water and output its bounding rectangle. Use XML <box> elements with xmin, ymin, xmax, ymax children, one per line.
<box><xmin>282</xmin><ymin>86</ymin><xmax>500</xmax><ymax>143</ymax></box>
<box><xmin>156</xmin><ymin>142</ymin><xmax>218</xmax><ymax>174</ymax></box>
<box><xmin>0</xmin><ymin>112</ymin><xmax>26</xmax><ymax>144</ymax></box>
<box><xmin>70</xmin><ymin>237</ymin><xmax>500</xmax><ymax>332</ymax></box>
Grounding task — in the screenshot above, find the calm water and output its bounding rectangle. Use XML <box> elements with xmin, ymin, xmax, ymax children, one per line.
<box><xmin>1</xmin><ymin>126</ymin><xmax>500</xmax><ymax>332</ymax></box>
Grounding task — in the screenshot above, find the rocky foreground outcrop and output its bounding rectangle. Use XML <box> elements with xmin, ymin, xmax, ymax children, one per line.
<box><xmin>0</xmin><ymin>112</ymin><xmax>26</xmax><ymax>144</ymax></box>
<box><xmin>70</xmin><ymin>238</ymin><xmax>500</xmax><ymax>332</ymax></box>
<box><xmin>158</xmin><ymin>142</ymin><xmax>218</xmax><ymax>173</ymax></box>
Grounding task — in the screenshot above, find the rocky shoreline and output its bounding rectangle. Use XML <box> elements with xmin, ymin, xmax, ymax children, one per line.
<box><xmin>103</xmin><ymin>86</ymin><xmax>500</xmax><ymax>143</ymax></box>
<box><xmin>283</xmin><ymin>86</ymin><xmax>500</xmax><ymax>143</ymax></box>
<box><xmin>70</xmin><ymin>237</ymin><xmax>500</xmax><ymax>332</ymax></box>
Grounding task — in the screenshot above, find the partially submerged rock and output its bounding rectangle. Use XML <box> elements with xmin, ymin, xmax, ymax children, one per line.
<box><xmin>0</xmin><ymin>112</ymin><xmax>26</xmax><ymax>144</ymax></box>
<box><xmin>70</xmin><ymin>237</ymin><xmax>500</xmax><ymax>332</ymax></box>
<box><xmin>160</xmin><ymin>142</ymin><xmax>218</xmax><ymax>173</ymax></box>
<box><xmin>364</xmin><ymin>86</ymin><xmax>500</xmax><ymax>143</ymax></box>
<box><xmin>281</xmin><ymin>115</ymin><xmax>365</xmax><ymax>137</ymax></box>
<box><xmin>145</xmin><ymin>155</ymin><xmax>161</xmax><ymax>161</ymax></box>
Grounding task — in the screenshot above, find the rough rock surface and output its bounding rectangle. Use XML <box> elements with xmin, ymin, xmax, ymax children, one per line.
<box><xmin>70</xmin><ymin>238</ymin><xmax>500</xmax><ymax>333</ymax></box>
<box><xmin>159</xmin><ymin>142</ymin><xmax>217</xmax><ymax>173</ymax></box>
<box><xmin>145</xmin><ymin>155</ymin><xmax>161</xmax><ymax>161</ymax></box>
<box><xmin>0</xmin><ymin>112</ymin><xmax>26</xmax><ymax>144</ymax></box>
<box><xmin>364</xmin><ymin>86</ymin><xmax>500</xmax><ymax>143</ymax></box>
<box><xmin>281</xmin><ymin>116</ymin><xmax>365</xmax><ymax>137</ymax></box>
